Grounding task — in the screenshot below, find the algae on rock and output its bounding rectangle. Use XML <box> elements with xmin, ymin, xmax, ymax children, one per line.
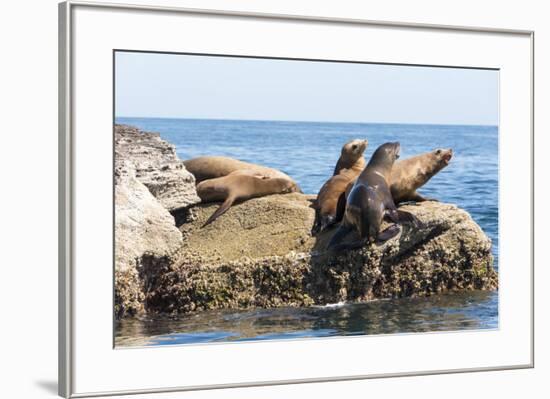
<box><xmin>134</xmin><ymin>194</ymin><xmax>497</xmax><ymax>315</ymax></box>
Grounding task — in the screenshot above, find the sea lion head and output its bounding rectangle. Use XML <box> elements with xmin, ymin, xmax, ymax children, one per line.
<box><xmin>413</xmin><ymin>148</ymin><xmax>452</xmax><ymax>182</ymax></box>
<box><xmin>369</xmin><ymin>142</ymin><xmax>401</xmax><ymax>171</ymax></box>
<box><xmin>341</xmin><ymin>139</ymin><xmax>368</xmax><ymax>162</ymax></box>
<box><xmin>279</xmin><ymin>179</ymin><xmax>303</xmax><ymax>194</ymax></box>
<box><xmin>431</xmin><ymin>148</ymin><xmax>453</xmax><ymax>171</ymax></box>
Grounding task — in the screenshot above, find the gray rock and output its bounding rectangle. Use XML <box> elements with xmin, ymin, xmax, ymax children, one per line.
<box><xmin>114</xmin><ymin>163</ymin><xmax>184</xmax><ymax>317</ymax></box>
<box><xmin>115</xmin><ymin>124</ymin><xmax>200</xmax><ymax>211</ymax></box>
<box><xmin>114</xmin><ymin>162</ymin><xmax>183</xmax><ymax>273</ymax></box>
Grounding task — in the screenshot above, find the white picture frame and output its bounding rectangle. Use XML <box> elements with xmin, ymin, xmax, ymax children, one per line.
<box><xmin>59</xmin><ymin>1</ymin><xmax>534</xmax><ymax>397</ymax></box>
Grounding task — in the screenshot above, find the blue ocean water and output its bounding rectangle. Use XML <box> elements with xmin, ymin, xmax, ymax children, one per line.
<box><xmin>115</xmin><ymin>117</ymin><xmax>499</xmax><ymax>347</ymax></box>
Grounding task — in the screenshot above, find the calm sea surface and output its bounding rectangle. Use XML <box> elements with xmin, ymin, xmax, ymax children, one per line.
<box><xmin>115</xmin><ymin>117</ymin><xmax>499</xmax><ymax>347</ymax></box>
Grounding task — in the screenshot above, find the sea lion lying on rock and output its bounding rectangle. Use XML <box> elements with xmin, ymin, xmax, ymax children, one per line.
<box><xmin>312</xmin><ymin>139</ymin><xmax>368</xmax><ymax>235</ymax></box>
<box><xmin>327</xmin><ymin>142</ymin><xmax>415</xmax><ymax>251</ymax></box>
<box><xmin>197</xmin><ymin>171</ymin><xmax>301</xmax><ymax>227</ymax></box>
<box><xmin>183</xmin><ymin>156</ymin><xmax>294</xmax><ymax>183</ymax></box>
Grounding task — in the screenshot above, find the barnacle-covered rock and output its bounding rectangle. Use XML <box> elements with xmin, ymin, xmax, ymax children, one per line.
<box><xmin>134</xmin><ymin>194</ymin><xmax>497</xmax><ymax>315</ymax></box>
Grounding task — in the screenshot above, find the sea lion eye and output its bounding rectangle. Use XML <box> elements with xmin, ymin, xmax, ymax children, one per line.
<box><xmin>352</xmin><ymin>145</ymin><xmax>357</xmax><ymax>150</ymax></box>
<box><xmin>436</xmin><ymin>149</ymin><xmax>441</xmax><ymax>155</ymax></box>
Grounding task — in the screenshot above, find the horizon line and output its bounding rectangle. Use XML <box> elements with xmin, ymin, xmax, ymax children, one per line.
<box><xmin>115</xmin><ymin>115</ymin><xmax>498</xmax><ymax>128</ymax></box>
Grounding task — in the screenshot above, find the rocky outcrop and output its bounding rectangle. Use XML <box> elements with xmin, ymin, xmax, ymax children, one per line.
<box><xmin>114</xmin><ymin>163</ymin><xmax>185</xmax><ymax>317</ymax></box>
<box><xmin>115</xmin><ymin>124</ymin><xmax>200</xmax><ymax>211</ymax></box>
<box><xmin>114</xmin><ymin>124</ymin><xmax>200</xmax><ymax>317</ymax></box>
<box><xmin>134</xmin><ymin>194</ymin><xmax>497</xmax><ymax>315</ymax></box>
<box><xmin>114</xmin><ymin>162</ymin><xmax>183</xmax><ymax>273</ymax></box>
<box><xmin>113</xmin><ymin>124</ymin><xmax>497</xmax><ymax>318</ymax></box>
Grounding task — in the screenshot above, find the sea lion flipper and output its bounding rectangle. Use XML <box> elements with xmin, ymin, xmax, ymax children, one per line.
<box><xmin>202</xmin><ymin>196</ymin><xmax>235</xmax><ymax>228</ymax></box>
<box><xmin>313</xmin><ymin>214</ymin><xmax>339</xmax><ymax>236</ymax></box>
<box><xmin>375</xmin><ymin>224</ymin><xmax>401</xmax><ymax>245</ymax></box>
<box><xmin>384</xmin><ymin>209</ymin><xmax>399</xmax><ymax>223</ymax></box>
<box><xmin>396</xmin><ymin>209</ymin><xmax>416</xmax><ymax>223</ymax></box>
<box><xmin>311</xmin><ymin>208</ymin><xmax>321</xmax><ymax>235</ymax></box>
<box><xmin>326</xmin><ymin>225</ymin><xmax>352</xmax><ymax>251</ymax></box>
<box><xmin>410</xmin><ymin>192</ymin><xmax>440</xmax><ymax>202</ymax></box>
<box><xmin>385</xmin><ymin>209</ymin><xmax>417</xmax><ymax>224</ymax></box>
<box><xmin>334</xmin><ymin>192</ymin><xmax>347</xmax><ymax>225</ymax></box>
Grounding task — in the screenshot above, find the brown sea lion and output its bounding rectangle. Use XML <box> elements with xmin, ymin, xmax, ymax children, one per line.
<box><xmin>390</xmin><ymin>148</ymin><xmax>453</xmax><ymax>203</ymax></box>
<box><xmin>183</xmin><ymin>156</ymin><xmax>293</xmax><ymax>183</ymax></box>
<box><xmin>312</xmin><ymin>139</ymin><xmax>368</xmax><ymax>235</ymax></box>
<box><xmin>334</xmin><ymin>148</ymin><xmax>453</xmax><ymax>224</ymax></box>
<box><xmin>327</xmin><ymin>142</ymin><xmax>414</xmax><ymax>251</ymax></box>
<box><xmin>332</xmin><ymin>139</ymin><xmax>369</xmax><ymax>175</ymax></box>
<box><xmin>197</xmin><ymin>171</ymin><xmax>301</xmax><ymax>227</ymax></box>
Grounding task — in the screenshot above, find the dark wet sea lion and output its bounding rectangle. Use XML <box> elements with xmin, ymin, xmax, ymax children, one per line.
<box><xmin>197</xmin><ymin>171</ymin><xmax>301</xmax><ymax>227</ymax></box>
<box><xmin>332</xmin><ymin>139</ymin><xmax>368</xmax><ymax>175</ymax></box>
<box><xmin>183</xmin><ymin>156</ymin><xmax>294</xmax><ymax>184</ymax></box>
<box><xmin>390</xmin><ymin>148</ymin><xmax>453</xmax><ymax>203</ymax></box>
<box><xmin>327</xmin><ymin>142</ymin><xmax>414</xmax><ymax>251</ymax></box>
<box><xmin>312</xmin><ymin>139</ymin><xmax>368</xmax><ymax>234</ymax></box>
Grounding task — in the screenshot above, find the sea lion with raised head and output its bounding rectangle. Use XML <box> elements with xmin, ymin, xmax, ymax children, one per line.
<box><xmin>390</xmin><ymin>148</ymin><xmax>453</xmax><ymax>204</ymax></box>
<box><xmin>312</xmin><ymin>139</ymin><xmax>368</xmax><ymax>234</ymax></box>
<box><xmin>334</xmin><ymin>148</ymin><xmax>453</xmax><ymax>224</ymax></box>
<box><xmin>183</xmin><ymin>156</ymin><xmax>293</xmax><ymax>184</ymax></box>
<box><xmin>332</xmin><ymin>139</ymin><xmax>369</xmax><ymax>176</ymax></box>
<box><xmin>197</xmin><ymin>171</ymin><xmax>301</xmax><ymax>227</ymax></box>
<box><xmin>327</xmin><ymin>142</ymin><xmax>414</xmax><ymax>251</ymax></box>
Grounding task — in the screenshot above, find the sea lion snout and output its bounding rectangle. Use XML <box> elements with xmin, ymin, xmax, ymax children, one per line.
<box><xmin>284</xmin><ymin>180</ymin><xmax>302</xmax><ymax>194</ymax></box>
<box><xmin>343</xmin><ymin>138</ymin><xmax>369</xmax><ymax>156</ymax></box>
<box><xmin>435</xmin><ymin>148</ymin><xmax>453</xmax><ymax>165</ymax></box>
<box><xmin>355</xmin><ymin>139</ymin><xmax>368</xmax><ymax>152</ymax></box>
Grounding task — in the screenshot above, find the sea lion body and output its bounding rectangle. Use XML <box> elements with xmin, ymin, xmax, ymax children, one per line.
<box><xmin>197</xmin><ymin>172</ymin><xmax>300</xmax><ymax>227</ymax></box>
<box><xmin>313</xmin><ymin>169</ymin><xmax>361</xmax><ymax>235</ymax></box>
<box><xmin>312</xmin><ymin>139</ymin><xmax>368</xmax><ymax>234</ymax></box>
<box><xmin>327</xmin><ymin>142</ymin><xmax>413</xmax><ymax>251</ymax></box>
<box><xmin>390</xmin><ymin>148</ymin><xmax>453</xmax><ymax>203</ymax></box>
<box><xmin>184</xmin><ymin>156</ymin><xmax>293</xmax><ymax>183</ymax></box>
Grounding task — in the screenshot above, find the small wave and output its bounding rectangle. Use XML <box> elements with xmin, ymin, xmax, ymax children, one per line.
<box><xmin>314</xmin><ymin>301</ymin><xmax>347</xmax><ymax>309</ymax></box>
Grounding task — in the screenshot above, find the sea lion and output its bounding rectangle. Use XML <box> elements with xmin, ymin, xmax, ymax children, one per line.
<box><xmin>334</xmin><ymin>148</ymin><xmax>453</xmax><ymax>224</ymax></box>
<box><xmin>390</xmin><ymin>148</ymin><xmax>453</xmax><ymax>203</ymax></box>
<box><xmin>183</xmin><ymin>156</ymin><xmax>293</xmax><ymax>183</ymax></box>
<box><xmin>327</xmin><ymin>142</ymin><xmax>414</xmax><ymax>251</ymax></box>
<box><xmin>197</xmin><ymin>171</ymin><xmax>301</xmax><ymax>227</ymax></box>
<box><xmin>312</xmin><ymin>139</ymin><xmax>368</xmax><ymax>234</ymax></box>
<box><xmin>332</xmin><ymin>139</ymin><xmax>368</xmax><ymax>176</ymax></box>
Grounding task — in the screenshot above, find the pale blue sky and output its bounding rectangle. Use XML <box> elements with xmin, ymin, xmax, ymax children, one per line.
<box><xmin>115</xmin><ymin>51</ymin><xmax>498</xmax><ymax>125</ymax></box>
